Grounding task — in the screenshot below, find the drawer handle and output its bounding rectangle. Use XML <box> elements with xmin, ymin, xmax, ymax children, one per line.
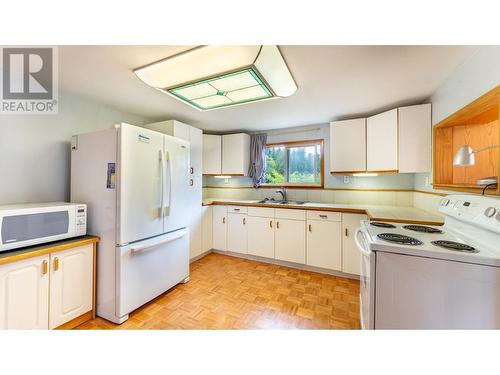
<box><xmin>308</xmin><ymin>224</ymin><xmax>312</xmax><ymax>232</ymax></box>
<box><xmin>42</xmin><ymin>260</ymin><xmax>48</xmax><ymax>275</ymax></box>
<box><xmin>319</xmin><ymin>214</ymin><xmax>328</xmax><ymax>219</ymax></box>
<box><xmin>53</xmin><ymin>257</ymin><xmax>60</xmax><ymax>272</ymax></box>
<box><xmin>345</xmin><ymin>228</ymin><xmax>349</xmax><ymax>237</ymax></box>
<box><xmin>234</xmin><ymin>208</ymin><xmax>240</xmax><ymax>211</ymax></box>
<box><xmin>270</xmin><ymin>220</ymin><xmax>273</xmax><ymax>228</ymax></box>
<box><xmin>223</xmin><ymin>217</ymin><xmax>226</xmax><ymax>224</ymax></box>
<box><xmin>276</xmin><ymin>221</ymin><xmax>279</xmax><ymax>229</ymax></box>
<box><xmin>243</xmin><ymin>217</ymin><xmax>246</xmax><ymax>225</ymax></box>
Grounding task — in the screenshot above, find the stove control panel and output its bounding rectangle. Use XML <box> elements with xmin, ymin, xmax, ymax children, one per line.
<box><xmin>439</xmin><ymin>194</ymin><xmax>500</xmax><ymax>234</ymax></box>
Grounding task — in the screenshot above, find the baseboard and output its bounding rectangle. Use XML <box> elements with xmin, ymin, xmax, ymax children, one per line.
<box><xmin>55</xmin><ymin>310</ymin><xmax>93</xmax><ymax>330</ymax></box>
<box><xmin>190</xmin><ymin>249</ymin><xmax>213</xmax><ymax>263</ymax></box>
<box><xmin>210</xmin><ymin>250</ymin><xmax>360</xmax><ymax>280</ymax></box>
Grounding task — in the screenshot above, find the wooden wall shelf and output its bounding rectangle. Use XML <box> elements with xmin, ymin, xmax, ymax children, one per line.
<box><xmin>433</xmin><ymin>85</ymin><xmax>500</xmax><ymax>195</ymax></box>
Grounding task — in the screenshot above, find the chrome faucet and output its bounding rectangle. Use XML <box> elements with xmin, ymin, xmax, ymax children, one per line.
<box><xmin>275</xmin><ymin>187</ymin><xmax>287</xmax><ymax>201</ymax></box>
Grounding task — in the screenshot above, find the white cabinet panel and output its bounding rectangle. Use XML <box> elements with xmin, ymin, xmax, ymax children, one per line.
<box><xmin>342</xmin><ymin>213</ymin><xmax>367</xmax><ymax>275</ymax></box>
<box><xmin>227</xmin><ymin>213</ymin><xmax>248</xmax><ymax>254</ymax></box>
<box><xmin>212</xmin><ymin>205</ymin><xmax>227</xmax><ymax>251</ymax></box>
<box><xmin>201</xmin><ymin>206</ymin><xmax>213</xmax><ymax>254</ymax></box>
<box><xmin>306</xmin><ymin>220</ymin><xmax>342</xmax><ymax>271</ymax></box>
<box><xmin>398</xmin><ymin>104</ymin><xmax>432</xmax><ymax>173</ymax></box>
<box><xmin>275</xmin><ymin>219</ymin><xmax>306</xmax><ymax>264</ymax></box>
<box><xmin>0</xmin><ymin>255</ymin><xmax>49</xmax><ymax>330</ymax></box>
<box><xmin>49</xmin><ymin>244</ymin><xmax>93</xmax><ymax>329</ymax></box>
<box><xmin>203</xmin><ymin>134</ymin><xmax>222</xmax><ymax>175</ymax></box>
<box><xmin>330</xmin><ymin>118</ymin><xmax>366</xmax><ymax>172</ymax></box>
<box><xmin>367</xmin><ymin>109</ymin><xmax>398</xmax><ymax>172</ymax></box>
<box><xmin>222</xmin><ymin>133</ymin><xmax>250</xmax><ymax>175</ymax></box>
<box><xmin>247</xmin><ymin>216</ymin><xmax>275</xmax><ymax>258</ymax></box>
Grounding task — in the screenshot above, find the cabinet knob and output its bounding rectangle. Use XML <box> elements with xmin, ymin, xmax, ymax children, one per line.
<box><xmin>42</xmin><ymin>260</ymin><xmax>48</xmax><ymax>275</ymax></box>
<box><xmin>190</xmin><ymin>167</ymin><xmax>194</xmax><ymax>174</ymax></box>
<box><xmin>189</xmin><ymin>179</ymin><xmax>194</xmax><ymax>186</ymax></box>
<box><xmin>53</xmin><ymin>257</ymin><xmax>60</xmax><ymax>271</ymax></box>
<box><xmin>308</xmin><ymin>224</ymin><xmax>312</xmax><ymax>232</ymax></box>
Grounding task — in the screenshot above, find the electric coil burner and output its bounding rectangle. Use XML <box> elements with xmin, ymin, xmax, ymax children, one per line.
<box><xmin>370</xmin><ymin>222</ymin><xmax>396</xmax><ymax>228</ymax></box>
<box><xmin>431</xmin><ymin>240</ymin><xmax>478</xmax><ymax>253</ymax></box>
<box><xmin>403</xmin><ymin>225</ymin><xmax>443</xmax><ymax>234</ymax></box>
<box><xmin>377</xmin><ymin>233</ymin><xmax>423</xmax><ymax>245</ymax></box>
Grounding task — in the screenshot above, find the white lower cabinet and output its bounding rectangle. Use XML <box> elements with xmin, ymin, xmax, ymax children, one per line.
<box><xmin>342</xmin><ymin>213</ymin><xmax>368</xmax><ymax>275</ymax></box>
<box><xmin>247</xmin><ymin>216</ymin><xmax>275</xmax><ymax>258</ymax></box>
<box><xmin>306</xmin><ymin>220</ymin><xmax>342</xmax><ymax>270</ymax></box>
<box><xmin>212</xmin><ymin>205</ymin><xmax>227</xmax><ymax>251</ymax></box>
<box><xmin>275</xmin><ymin>219</ymin><xmax>306</xmax><ymax>264</ymax></box>
<box><xmin>0</xmin><ymin>254</ymin><xmax>49</xmax><ymax>330</ymax></box>
<box><xmin>201</xmin><ymin>206</ymin><xmax>213</xmax><ymax>254</ymax></box>
<box><xmin>49</xmin><ymin>244</ymin><xmax>93</xmax><ymax>329</ymax></box>
<box><xmin>227</xmin><ymin>213</ymin><xmax>248</xmax><ymax>254</ymax></box>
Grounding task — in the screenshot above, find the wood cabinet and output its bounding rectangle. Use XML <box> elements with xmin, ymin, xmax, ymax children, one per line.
<box><xmin>201</xmin><ymin>206</ymin><xmax>213</xmax><ymax>255</ymax></box>
<box><xmin>247</xmin><ymin>216</ymin><xmax>275</xmax><ymax>258</ymax></box>
<box><xmin>330</xmin><ymin>118</ymin><xmax>367</xmax><ymax>173</ymax></box>
<box><xmin>398</xmin><ymin>104</ymin><xmax>432</xmax><ymax>173</ymax></box>
<box><xmin>48</xmin><ymin>244</ymin><xmax>93</xmax><ymax>329</ymax></box>
<box><xmin>0</xmin><ymin>237</ymin><xmax>98</xmax><ymax>330</ymax></box>
<box><xmin>275</xmin><ymin>218</ymin><xmax>306</xmax><ymax>264</ymax></box>
<box><xmin>212</xmin><ymin>205</ymin><xmax>227</xmax><ymax>251</ymax></box>
<box><xmin>367</xmin><ymin>108</ymin><xmax>399</xmax><ymax>172</ymax></box>
<box><xmin>342</xmin><ymin>213</ymin><xmax>368</xmax><ymax>275</ymax></box>
<box><xmin>222</xmin><ymin>133</ymin><xmax>250</xmax><ymax>175</ymax></box>
<box><xmin>0</xmin><ymin>254</ymin><xmax>49</xmax><ymax>329</ymax></box>
<box><xmin>306</xmin><ymin>219</ymin><xmax>342</xmax><ymax>271</ymax></box>
<box><xmin>146</xmin><ymin>120</ymin><xmax>204</xmax><ymax>259</ymax></box>
<box><xmin>227</xmin><ymin>213</ymin><xmax>248</xmax><ymax>254</ymax></box>
<box><xmin>203</xmin><ymin>134</ymin><xmax>222</xmax><ymax>175</ymax></box>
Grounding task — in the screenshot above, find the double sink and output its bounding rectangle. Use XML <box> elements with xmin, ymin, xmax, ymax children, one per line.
<box><xmin>256</xmin><ymin>199</ymin><xmax>306</xmax><ymax>205</ymax></box>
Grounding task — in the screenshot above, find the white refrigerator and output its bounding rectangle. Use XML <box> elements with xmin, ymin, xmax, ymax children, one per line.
<box><xmin>71</xmin><ymin>123</ymin><xmax>190</xmax><ymax>324</ymax></box>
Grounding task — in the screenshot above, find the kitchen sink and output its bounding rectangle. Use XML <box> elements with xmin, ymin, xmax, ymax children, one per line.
<box><xmin>257</xmin><ymin>199</ymin><xmax>306</xmax><ymax>205</ymax></box>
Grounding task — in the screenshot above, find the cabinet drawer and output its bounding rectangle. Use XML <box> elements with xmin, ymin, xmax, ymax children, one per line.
<box><xmin>275</xmin><ymin>208</ymin><xmax>306</xmax><ymax>221</ymax></box>
<box><xmin>227</xmin><ymin>206</ymin><xmax>247</xmax><ymax>214</ymax></box>
<box><xmin>306</xmin><ymin>210</ymin><xmax>342</xmax><ymax>222</ymax></box>
<box><xmin>248</xmin><ymin>207</ymin><xmax>274</xmax><ymax>218</ymax></box>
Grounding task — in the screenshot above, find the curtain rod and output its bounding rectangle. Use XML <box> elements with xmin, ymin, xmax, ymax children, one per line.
<box><xmin>266</xmin><ymin>127</ymin><xmax>322</xmax><ymax>136</ymax></box>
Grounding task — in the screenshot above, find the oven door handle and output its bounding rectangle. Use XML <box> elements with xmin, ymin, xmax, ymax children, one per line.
<box><xmin>355</xmin><ymin>228</ymin><xmax>371</xmax><ymax>256</ymax></box>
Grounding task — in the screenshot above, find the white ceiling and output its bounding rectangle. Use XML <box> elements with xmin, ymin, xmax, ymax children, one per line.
<box><xmin>59</xmin><ymin>45</ymin><xmax>477</xmax><ymax>132</ymax></box>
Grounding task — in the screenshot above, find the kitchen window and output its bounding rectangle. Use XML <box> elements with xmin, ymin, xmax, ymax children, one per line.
<box><xmin>263</xmin><ymin>140</ymin><xmax>324</xmax><ymax>187</ymax></box>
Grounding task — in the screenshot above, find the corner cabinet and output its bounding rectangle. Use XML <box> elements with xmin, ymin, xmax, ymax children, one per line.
<box><xmin>203</xmin><ymin>134</ymin><xmax>222</xmax><ymax>175</ymax></box>
<box><xmin>203</xmin><ymin>133</ymin><xmax>250</xmax><ymax>176</ymax></box>
<box><xmin>0</xmin><ymin>237</ymin><xmax>98</xmax><ymax>330</ymax></box>
<box><xmin>330</xmin><ymin>118</ymin><xmax>367</xmax><ymax>173</ymax></box>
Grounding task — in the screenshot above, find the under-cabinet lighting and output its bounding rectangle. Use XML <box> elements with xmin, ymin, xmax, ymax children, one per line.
<box><xmin>352</xmin><ymin>173</ymin><xmax>379</xmax><ymax>177</ymax></box>
<box><xmin>213</xmin><ymin>175</ymin><xmax>232</xmax><ymax>179</ymax></box>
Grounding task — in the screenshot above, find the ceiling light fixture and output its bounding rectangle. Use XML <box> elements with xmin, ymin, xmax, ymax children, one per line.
<box><xmin>133</xmin><ymin>46</ymin><xmax>297</xmax><ymax>111</ymax></box>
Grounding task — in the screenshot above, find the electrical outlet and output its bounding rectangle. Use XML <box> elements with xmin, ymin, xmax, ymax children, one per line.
<box><xmin>343</xmin><ymin>175</ymin><xmax>350</xmax><ymax>184</ymax></box>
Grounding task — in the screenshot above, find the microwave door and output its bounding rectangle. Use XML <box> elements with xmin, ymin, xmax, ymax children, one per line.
<box><xmin>117</xmin><ymin>125</ymin><xmax>164</xmax><ymax>245</ymax></box>
<box><xmin>162</xmin><ymin>135</ymin><xmax>190</xmax><ymax>234</ymax></box>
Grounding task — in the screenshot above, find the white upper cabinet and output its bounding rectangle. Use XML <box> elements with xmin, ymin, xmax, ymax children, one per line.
<box><xmin>398</xmin><ymin>104</ymin><xmax>432</xmax><ymax>173</ymax></box>
<box><xmin>366</xmin><ymin>108</ymin><xmax>399</xmax><ymax>172</ymax></box>
<box><xmin>203</xmin><ymin>134</ymin><xmax>222</xmax><ymax>175</ymax></box>
<box><xmin>330</xmin><ymin>118</ymin><xmax>367</xmax><ymax>173</ymax></box>
<box><xmin>222</xmin><ymin>133</ymin><xmax>250</xmax><ymax>175</ymax></box>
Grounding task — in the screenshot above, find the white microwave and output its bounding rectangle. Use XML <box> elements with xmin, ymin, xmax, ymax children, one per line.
<box><xmin>0</xmin><ymin>202</ymin><xmax>87</xmax><ymax>252</ymax></box>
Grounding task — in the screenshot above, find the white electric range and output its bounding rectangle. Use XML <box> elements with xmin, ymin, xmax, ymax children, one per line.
<box><xmin>355</xmin><ymin>194</ymin><xmax>500</xmax><ymax>329</ymax></box>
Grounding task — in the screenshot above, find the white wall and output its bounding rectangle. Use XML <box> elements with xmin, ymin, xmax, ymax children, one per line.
<box><xmin>415</xmin><ymin>46</ymin><xmax>500</xmax><ymax>193</ymax></box>
<box><xmin>0</xmin><ymin>90</ymin><xmax>151</xmax><ymax>204</ymax></box>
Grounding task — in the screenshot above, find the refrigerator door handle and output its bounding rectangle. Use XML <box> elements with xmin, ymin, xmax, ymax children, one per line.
<box><xmin>130</xmin><ymin>229</ymin><xmax>188</xmax><ymax>254</ymax></box>
<box><xmin>159</xmin><ymin>149</ymin><xmax>165</xmax><ymax>218</ymax></box>
<box><xmin>163</xmin><ymin>150</ymin><xmax>173</xmax><ymax>216</ymax></box>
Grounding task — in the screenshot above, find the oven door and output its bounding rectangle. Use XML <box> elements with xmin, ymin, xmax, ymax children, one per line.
<box><xmin>355</xmin><ymin>228</ymin><xmax>375</xmax><ymax>329</ymax></box>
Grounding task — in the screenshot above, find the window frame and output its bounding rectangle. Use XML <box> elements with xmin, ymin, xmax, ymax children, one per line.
<box><xmin>261</xmin><ymin>139</ymin><xmax>325</xmax><ymax>188</ymax></box>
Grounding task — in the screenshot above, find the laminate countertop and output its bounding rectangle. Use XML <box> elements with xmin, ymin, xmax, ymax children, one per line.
<box><xmin>202</xmin><ymin>198</ymin><xmax>444</xmax><ymax>226</ymax></box>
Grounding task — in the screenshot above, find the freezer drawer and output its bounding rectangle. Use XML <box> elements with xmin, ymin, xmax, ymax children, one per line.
<box><xmin>116</xmin><ymin>228</ymin><xmax>189</xmax><ymax>320</ymax></box>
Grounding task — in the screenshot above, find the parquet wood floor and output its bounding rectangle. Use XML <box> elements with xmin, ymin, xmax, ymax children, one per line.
<box><xmin>77</xmin><ymin>253</ymin><xmax>361</xmax><ymax>330</ymax></box>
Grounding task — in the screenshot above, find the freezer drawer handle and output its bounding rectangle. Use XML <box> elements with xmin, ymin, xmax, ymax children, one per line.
<box><xmin>130</xmin><ymin>230</ymin><xmax>188</xmax><ymax>254</ymax></box>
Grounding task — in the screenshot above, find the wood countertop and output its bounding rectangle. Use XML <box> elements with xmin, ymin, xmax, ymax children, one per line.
<box><xmin>202</xmin><ymin>199</ymin><xmax>444</xmax><ymax>226</ymax></box>
<box><xmin>0</xmin><ymin>235</ymin><xmax>99</xmax><ymax>265</ymax></box>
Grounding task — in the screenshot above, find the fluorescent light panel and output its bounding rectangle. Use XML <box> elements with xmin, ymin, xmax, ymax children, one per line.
<box><xmin>168</xmin><ymin>68</ymin><xmax>273</xmax><ymax>110</ymax></box>
<box><xmin>352</xmin><ymin>173</ymin><xmax>379</xmax><ymax>177</ymax></box>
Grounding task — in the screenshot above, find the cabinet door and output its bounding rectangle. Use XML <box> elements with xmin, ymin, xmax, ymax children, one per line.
<box><xmin>342</xmin><ymin>213</ymin><xmax>368</xmax><ymax>275</ymax></box>
<box><xmin>227</xmin><ymin>213</ymin><xmax>247</xmax><ymax>254</ymax></box>
<box><xmin>366</xmin><ymin>109</ymin><xmax>398</xmax><ymax>172</ymax></box>
<box><xmin>222</xmin><ymin>133</ymin><xmax>250</xmax><ymax>175</ymax></box>
<box><xmin>275</xmin><ymin>219</ymin><xmax>306</xmax><ymax>264</ymax></box>
<box><xmin>306</xmin><ymin>220</ymin><xmax>342</xmax><ymax>270</ymax></box>
<box><xmin>49</xmin><ymin>244</ymin><xmax>93</xmax><ymax>329</ymax></box>
<box><xmin>398</xmin><ymin>104</ymin><xmax>431</xmax><ymax>173</ymax></box>
<box><xmin>212</xmin><ymin>205</ymin><xmax>227</xmax><ymax>251</ymax></box>
<box><xmin>330</xmin><ymin>118</ymin><xmax>366</xmax><ymax>172</ymax></box>
<box><xmin>247</xmin><ymin>216</ymin><xmax>275</xmax><ymax>258</ymax></box>
<box><xmin>0</xmin><ymin>255</ymin><xmax>49</xmax><ymax>329</ymax></box>
<box><xmin>201</xmin><ymin>206</ymin><xmax>213</xmax><ymax>254</ymax></box>
<box><xmin>203</xmin><ymin>134</ymin><xmax>222</xmax><ymax>175</ymax></box>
